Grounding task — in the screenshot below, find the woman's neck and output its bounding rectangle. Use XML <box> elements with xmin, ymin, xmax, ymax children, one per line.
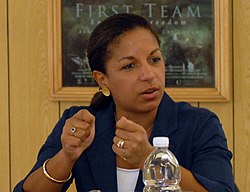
<box><xmin>114</xmin><ymin>109</ymin><xmax>157</xmax><ymax>134</ymax></box>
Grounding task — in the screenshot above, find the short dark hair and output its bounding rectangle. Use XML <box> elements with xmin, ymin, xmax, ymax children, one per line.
<box><xmin>88</xmin><ymin>13</ymin><xmax>160</xmax><ymax>109</ymax></box>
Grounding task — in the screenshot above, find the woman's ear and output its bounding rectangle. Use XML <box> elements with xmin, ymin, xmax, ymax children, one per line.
<box><xmin>93</xmin><ymin>70</ymin><xmax>107</xmax><ymax>87</ymax></box>
<box><xmin>93</xmin><ymin>70</ymin><xmax>111</xmax><ymax>96</ymax></box>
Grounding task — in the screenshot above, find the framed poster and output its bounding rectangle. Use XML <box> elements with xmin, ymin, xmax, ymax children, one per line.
<box><xmin>48</xmin><ymin>0</ymin><xmax>231</xmax><ymax>102</ymax></box>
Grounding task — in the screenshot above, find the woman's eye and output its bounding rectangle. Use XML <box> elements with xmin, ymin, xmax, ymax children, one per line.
<box><xmin>149</xmin><ymin>57</ymin><xmax>161</xmax><ymax>63</ymax></box>
<box><xmin>122</xmin><ymin>63</ymin><xmax>135</xmax><ymax>70</ymax></box>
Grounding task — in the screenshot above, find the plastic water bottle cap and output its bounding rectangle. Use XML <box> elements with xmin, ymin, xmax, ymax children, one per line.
<box><xmin>153</xmin><ymin>137</ymin><xmax>169</xmax><ymax>147</ymax></box>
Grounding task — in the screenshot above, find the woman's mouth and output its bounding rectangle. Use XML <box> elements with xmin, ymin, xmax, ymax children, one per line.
<box><xmin>141</xmin><ymin>88</ymin><xmax>159</xmax><ymax>100</ymax></box>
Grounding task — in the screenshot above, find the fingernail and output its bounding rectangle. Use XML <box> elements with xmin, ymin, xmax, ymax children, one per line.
<box><xmin>121</xmin><ymin>116</ymin><xmax>127</xmax><ymax>120</ymax></box>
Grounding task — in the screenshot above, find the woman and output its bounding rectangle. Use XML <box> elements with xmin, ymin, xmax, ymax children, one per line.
<box><xmin>14</xmin><ymin>13</ymin><xmax>235</xmax><ymax>192</ymax></box>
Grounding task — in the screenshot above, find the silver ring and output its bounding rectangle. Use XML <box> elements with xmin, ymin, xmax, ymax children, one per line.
<box><xmin>71</xmin><ymin>127</ymin><xmax>77</xmax><ymax>133</ymax></box>
<box><xmin>117</xmin><ymin>139</ymin><xmax>125</xmax><ymax>149</ymax></box>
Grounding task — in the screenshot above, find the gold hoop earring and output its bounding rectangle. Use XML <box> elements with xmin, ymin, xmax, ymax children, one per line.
<box><xmin>99</xmin><ymin>87</ymin><xmax>110</xmax><ymax>97</ymax></box>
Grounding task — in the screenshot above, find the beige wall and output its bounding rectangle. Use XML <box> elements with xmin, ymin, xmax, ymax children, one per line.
<box><xmin>0</xmin><ymin>0</ymin><xmax>249</xmax><ymax>191</ymax></box>
<box><xmin>234</xmin><ymin>0</ymin><xmax>250</xmax><ymax>191</ymax></box>
<box><xmin>0</xmin><ymin>0</ymin><xmax>10</xmax><ymax>191</ymax></box>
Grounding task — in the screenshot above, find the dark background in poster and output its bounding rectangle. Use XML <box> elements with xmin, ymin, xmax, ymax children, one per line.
<box><xmin>62</xmin><ymin>0</ymin><xmax>214</xmax><ymax>88</ymax></box>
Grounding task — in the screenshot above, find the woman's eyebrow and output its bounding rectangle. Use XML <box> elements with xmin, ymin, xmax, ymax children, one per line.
<box><xmin>118</xmin><ymin>48</ymin><xmax>161</xmax><ymax>62</ymax></box>
<box><xmin>150</xmin><ymin>48</ymin><xmax>161</xmax><ymax>55</ymax></box>
<box><xmin>118</xmin><ymin>56</ymin><xmax>134</xmax><ymax>62</ymax></box>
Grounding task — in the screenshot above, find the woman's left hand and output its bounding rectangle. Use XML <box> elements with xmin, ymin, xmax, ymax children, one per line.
<box><xmin>112</xmin><ymin>116</ymin><xmax>154</xmax><ymax>169</ymax></box>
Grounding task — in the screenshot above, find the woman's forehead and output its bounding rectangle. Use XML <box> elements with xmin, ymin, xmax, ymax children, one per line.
<box><xmin>108</xmin><ymin>28</ymin><xmax>158</xmax><ymax>50</ymax></box>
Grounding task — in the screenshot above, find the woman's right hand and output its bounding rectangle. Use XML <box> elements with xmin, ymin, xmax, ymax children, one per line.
<box><xmin>61</xmin><ymin>109</ymin><xmax>95</xmax><ymax>162</ymax></box>
<box><xmin>22</xmin><ymin>110</ymin><xmax>95</xmax><ymax>192</ymax></box>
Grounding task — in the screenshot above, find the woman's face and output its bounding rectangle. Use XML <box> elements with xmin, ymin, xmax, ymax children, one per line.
<box><xmin>98</xmin><ymin>28</ymin><xmax>165</xmax><ymax>114</ymax></box>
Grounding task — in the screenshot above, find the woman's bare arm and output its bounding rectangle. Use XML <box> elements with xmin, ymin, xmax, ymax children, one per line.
<box><xmin>180</xmin><ymin>166</ymin><xmax>208</xmax><ymax>192</ymax></box>
<box><xmin>23</xmin><ymin>150</ymin><xmax>74</xmax><ymax>192</ymax></box>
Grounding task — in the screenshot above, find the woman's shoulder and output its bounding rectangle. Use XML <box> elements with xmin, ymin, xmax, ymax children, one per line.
<box><xmin>162</xmin><ymin>93</ymin><xmax>216</xmax><ymax>119</ymax></box>
<box><xmin>175</xmin><ymin>102</ymin><xmax>218</xmax><ymax>126</ymax></box>
<box><xmin>177</xmin><ymin>102</ymin><xmax>215</xmax><ymax>116</ymax></box>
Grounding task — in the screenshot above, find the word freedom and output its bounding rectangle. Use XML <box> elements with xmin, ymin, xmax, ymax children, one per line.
<box><xmin>75</xmin><ymin>3</ymin><xmax>201</xmax><ymax>18</ymax></box>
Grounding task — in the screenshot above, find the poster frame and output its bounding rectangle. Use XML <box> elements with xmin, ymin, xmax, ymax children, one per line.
<box><xmin>48</xmin><ymin>0</ymin><xmax>231</xmax><ymax>102</ymax></box>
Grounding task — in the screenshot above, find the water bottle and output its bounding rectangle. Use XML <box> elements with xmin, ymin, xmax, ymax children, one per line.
<box><xmin>143</xmin><ymin>137</ymin><xmax>181</xmax><ymax>192</ymax></box>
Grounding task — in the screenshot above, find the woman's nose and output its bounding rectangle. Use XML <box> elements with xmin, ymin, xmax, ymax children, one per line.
<box><xmin>138</xmin><ymin>62</ymin><xmax>155</xmax><ymax>81</ymax></box>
